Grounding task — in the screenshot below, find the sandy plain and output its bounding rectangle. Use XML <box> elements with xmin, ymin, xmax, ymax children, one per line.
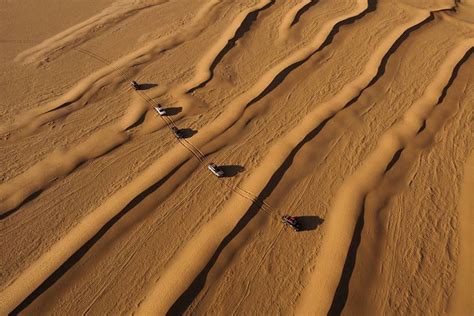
<box><xmin>0</xmin><ymin>0</ymin><xmax>473</xmax><ymax>314</ymax></box>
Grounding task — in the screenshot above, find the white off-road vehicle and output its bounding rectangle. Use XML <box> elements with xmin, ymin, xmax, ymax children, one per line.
<box><xmin>208</xmin><ymin>163</ymin><xmax>224</xmax><ymax>177</ymax></box>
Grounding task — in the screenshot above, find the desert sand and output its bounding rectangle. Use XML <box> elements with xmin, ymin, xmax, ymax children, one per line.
<box><xmin>0</xmin><ymin>0</ymin><xmax>473</xmax><ymax>314</ymax></box>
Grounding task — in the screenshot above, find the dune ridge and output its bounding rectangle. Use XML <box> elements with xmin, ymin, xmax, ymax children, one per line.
<box><xmin>0</xmin><ymin>90</ymin><xmax>158</xmax><ymax>216</ymax></box>
<box><xmin>0</xmin><ymin>127</ymin><xmax>129</xmax><ymax>216</ymax></box>
<box><xmin>1</xmin><ymin>0</ymin><xmax>472</xmax><ymax>314</ymax></box>
<box><xmin>173</xmin><ymin>0</ymin><xmax>274</xmax><ymax>95</ymax></box>
<box><xmin>134</xmin><ymin>6</ymin><xmax>450</xmax><ymax>313</ymax></box>
<box><xmin>135</xmin><ymin>1</ymin><xmax>395</xmax><ymax>314</ymax></box>
<box><xmin>0</xmin><ymin>0</ymin><xmax>279</xmax><ymax>240</ymax></box>
<box><xmin>0</xmin><ymin>0</ymin><xmax>222</xmax><ymax>136</ymax></box>
<box><xmin>278</xmin><ymin>0</ymin><xmax>315</xmax><ymax>41</ymax></box>
<box><xmin>15</xmin><ymin>0</ymin><xmax>169</xmax><ymax>65</ymax></box>
<box><xmin>0</xmin><ymin>0</ymin><xmax>369</xmax><ymax>312</ymax></box>
<box><xmin>296</xmin><ymin>37</ymin><xmax>473</xmax><ymax>315</ymax></box>
<box><xmin>448</xmin><ymin>151</ymin><xmax>474</xmax><ymax>315</ymax></box>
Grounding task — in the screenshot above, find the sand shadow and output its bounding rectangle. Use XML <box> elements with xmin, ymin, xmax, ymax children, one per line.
<box><xmin>220</xmin><ymin>165</ymin><xmax>245</xmax><ymax>177</ymax></box>
<box><xmin>163</xmin><ymin>107</ymin><xmax>182</xmax><ymax>116</ymax></box>
<box><xmin>125</xmin><ymin>112</ymin><xmax>147</xmax><ymax>131</ymax></box>
<box><xmin>326</xmin><ymin>47</ymin><xmax>474</xmax><ymax>316</ymax></box>
<box><xmin>297</xmin><ymin>215</ymin><xmax>324</xmax><ymax>231</ymax></box>
<box><xmin>10</xmin><ymin>164</ymin><xmax>182</xmax><ymax>314</ymax></box>
<box><xmin>245</xmin><ymin>0</ymin><xmax>378</xmax><ymax>109</ymax></box>
<box><xmin>291</xmin><ymin>0</ymin><xmax>320</xmax><ymax>26</ymax></box>
<box><xmin>328</xmin><ymin>211</ymin><xmax>364</xmax><ymax>315</ymax></box>
<box><xmin>169</xmin><ymin>118</ymin><xmax>333</xmax><ymax>314</ymax></box>
<box><xmin>178</xmin><ymin>128</ymin><xmax>197</xmax><ymax>139</ymax></box>
<box><xmin>385</xmin><ymin>149</ymin><xmax>403</xmax><ymax>173</ymax></box>
<box><xmin>136</xmin><ymin>83</ymin><xmax>157</xmax><ymax>90</ymax></box>
<box><xmin>188</xmin><ymin>0</ymin><xmax>276</xmax><ymax>93</ymax></box>
<box><xmin>0</xmin><ymin>190</ymin><xmax>43</xmax><ymax>220</ymax></box>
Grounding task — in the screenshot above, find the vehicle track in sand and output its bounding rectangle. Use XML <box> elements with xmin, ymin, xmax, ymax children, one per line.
<box><xmin>15</xmin><ymin>0</ymin><xmax>170</xmax><ymax>65</ymax></box>
<box><xmin>297</xmin><ymin>38</ymin><xmax>473</xmax><ymax>315</ymax></box>
<box><xmin>0</xmin><ymin>1</ymin><xmax>373</xmax><ymax>313</ymax></box>
<box><xmin>0</xmin><ymin>0</ymin><xmax>225</xmax><ymax>136</ymax></box>
<box><xmin>2</xmin><ymin>0</ymin><xmax>473</xmax><ymax>314</ymax></box>
<box><xmin>135</xmin><ymin>4</ymin><xmax>455</xmax><ymax>314</ymax></box>
<box><xmin>3</xmin><ymin>1</ymin><xmax>344</xmax><ymax>207</ymax></box>
<box><xmin>0</xmin><ymin>0</ymin><xmax>280</xmax><ymax>217</ymax></box>
<box><xmin>363</xmin><ymin>55</ymin><xmax>472</xmax><ymax>315</ymax></box>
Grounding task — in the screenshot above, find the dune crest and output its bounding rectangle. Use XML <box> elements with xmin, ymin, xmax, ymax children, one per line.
<box><xmin>1</xmin><ymin>0</ymin><xmax>472</xmax><ymax>314</ymax></box>
<box><xmin>15</xmin><ymin>0</ymin><xmax>169</xmax><ymax>65</ymax></box>
<box><xmin>296</xmin><ymin>38</ymin><xmax>473</xmax><ymax>315</ymax></box>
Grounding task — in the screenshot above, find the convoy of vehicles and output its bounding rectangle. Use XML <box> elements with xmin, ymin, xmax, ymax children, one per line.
<box><xmin>132</xmin><ymin>80</ymin><xmax>303</xmax><ymax>232</ymax></box>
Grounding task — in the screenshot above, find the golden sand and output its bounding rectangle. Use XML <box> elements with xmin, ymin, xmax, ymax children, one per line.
<box><xmin>0</xmin><ymin>0</ymin><xmax>472</xmax><ymax>314</ymax></box>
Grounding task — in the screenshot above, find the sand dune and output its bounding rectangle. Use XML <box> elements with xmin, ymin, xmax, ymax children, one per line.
<box><xmin>15</xmin><ymin>0</ymin><xmax>169</xmax><ymax>65</ymax></box>
<box><xmin>278</xmin><ymin>0</ymin><xmax>315</xmax><ymax>41</ymax></box>
<box><xmin>0</xmin><ymin>0</ymin><xmax>472</xmax><ymax>314</ymax></box>
<box><xmin>297</xmin><ymin>37</ymin><xmax>473</xmax><ymax>315</ymax></box>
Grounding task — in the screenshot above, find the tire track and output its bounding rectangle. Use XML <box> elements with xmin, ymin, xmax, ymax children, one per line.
<box><xmin>0</xmin><ymin>134</ymin><xmax>155</xmax><ymax>233</ymax></box>
<box><xmin>80</xmin><ymin>176</ymin><xmax>207</xmax><ymax>314</ymax></box>
<box><xmin>449</xmin><ymin>150</ymin><xmax>474</xmax><ymax>315</ymax></box>
<box><xmin>22</xmin><ymin>138</ymin><xmax>246</xmax><ymax>313</ymax></box>
<box><xmin>0</xmin><ymin>0</ymin><xmax>223</xmax><ymax>136</ymax></box>
<box><xmin>0</xmin><ymin>1</ymin><xmax>371</xmax><ymax>313</ymax></box>
<box><xmin>172</xmin><ymin>0</ymin><xmax>275</xmax><ymax>97</ymax></box>
<box><xmin>136</xmin><ymin>7</ymin><xmax>450</xmax><ymax>314</ymax></box>
<box><xmin>333</xmin><ymin>55</ymin><xmax>472</xmax><ymax>315</ymax></box>
<box><xmin>15</xmin><ymin>0</ymin><xmax>170</xmax><ymax>65</ymax></box>
<box><xmin>296</xmin><ymin>38</ymin><xmax>473</xmax><ymax>315</ymax></box>
<box><xmin>230</xmin><ymin>227</ymin><xmax>284</xmax><ymax>316</ymax></box>
<box><xmin>77</xmin><ymin>137</ymin><xmax>255</xmax><ymax>313</ymax></box>
<box><xmin>0</xmin><ymin>92</ymin><xmax>156</xmax><ymax>217</ymax></box>
<box><xmin>0</xmin><ymin>128</ymin><xmax>129</xmax><ymax>216</ymax></box>
<box><xmin>187</xmin><ymin>172</ymin><xmax>317</xmax><ymax>313</ymax></box>
<box><xmin>134</xmin><ymin>2</ymin><xmax>380</xmax><ymax>313</ymax></box>
<box><xmin>0</xmin><ymin>0</ymin><xmax>244</xmax><ymax>215</ymax></box>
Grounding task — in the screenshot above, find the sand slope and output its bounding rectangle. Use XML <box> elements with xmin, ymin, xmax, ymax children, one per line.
<box><xmin>0</xmin><ymin>0</ymin><xmax>473</xmax><ymax>314</ymax></box>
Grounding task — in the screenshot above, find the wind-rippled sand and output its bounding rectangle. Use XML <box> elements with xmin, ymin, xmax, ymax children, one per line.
<box><xmin>0</xmin><ymin>0</ymin><xmax>472</xmax><ymax>314</ymax></box>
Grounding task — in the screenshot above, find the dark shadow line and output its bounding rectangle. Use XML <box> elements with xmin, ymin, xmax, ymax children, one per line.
<box><xmin>341</xmin><ymin>10</ymin><xmax>435</xmax><ymax>112</ymax></box>
<box><xmin>2</xmin><ymin>139</ymin><xmax>127</xmax><ymax>221</ymax></box>
<box><xmin>188</xmin><ymin>0</ymin><xmax>276</xmax><ymax>93</ymax></box>
<box><xmin>298</xmin><ymin>215</ymin><xmax>324</xmax><ymax>231</ymax></box>
<box><xmin>126</xmin><ymin>112</ymin><xmax>147</xmax><ymax>130</ymax></box>
<box><xmin>366</xmin><ymin>12</ymin><xmax>434</xmax><ymax>88</ymax></box>
<box><xmin>11</xmin><ymin>163</ymin><xmax>183</xmax><ymax>315</ymax></box>
<box><xmin>291</xmin><ymin>0</ymin><xmax>320</xmax><ymax>27</ymax></box>
<box><xmin>44</xmin><ymin>101</ymin><xmax>74</xmax><ymax>114</ymax></box>
<box><xmin>242</xmin><ymin>0</ymin><xmax>378</xmax><ymax>111</ymax></box>
<box><xmin>417</xmin><ymin>120</ymin><xmax>427</xmax><ymax>134</ymax></box>
<box><xmin>0</xmin><ymin>191</ymin><xmax>43</xmax><ymax>220</ymax></box>
<box><xmin>328</xmin><ymin>210</ymin><xmax>365</xmax><ymax>316</ymax></box>
<box><xmin>437</xmin><ymin>47</ymin><xmax>472</xmax><ymax>105</ymax></box>
<box><xmin>168</xmin><ymin>117</ymin><xmax>332</xmax><ymax>315</ymax></box>
<box><xmin>324</xmin><ymin>48</ymin><xmax>473</xmax><ymax>314</ymax></box>
<box><xmin>416</xmin><ymin>47</ymin><xmax>472</xmax><ymax>135</ymax></box>
<box><xmin>385</xmin><ymin>148</ymin><xmax>403</xmax><ymax>173</ymax></box>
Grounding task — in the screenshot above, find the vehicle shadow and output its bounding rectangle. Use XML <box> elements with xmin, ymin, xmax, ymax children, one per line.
<box><xmin>136</xmin><ymin>83</ymin><xmax>157</xmax><ymax>90</ymax></box>
<box><xmin>297</xmin><ymin>215</ymin><xmax>324</xmax><ymax>231</ymax></box>
<box><xmin>220</xmin><ymin>165</ymin><xmax>245</xmax><ymax>177</ymax></box>
<box><xmin>178</xmin><ymin>128</ymin><xmax>197</xmax><ymax>139</ymax></box>
<box><xmin>163</xmin><ymin>106</ymin><xmax>182</xmax><ymax>116</ymax></box>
